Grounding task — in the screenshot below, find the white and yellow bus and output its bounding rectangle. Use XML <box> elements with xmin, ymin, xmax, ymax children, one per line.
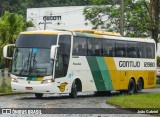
<box><xmin>3</xmin><ymin>30</ymin><xmax>156</xmax><ymax>98</ymax></box>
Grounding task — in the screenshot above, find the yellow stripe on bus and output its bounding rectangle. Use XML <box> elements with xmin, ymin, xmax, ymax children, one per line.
<box><xmin>104</xmin><ymin>57</ymin><xmax>119</xmax><ymax>90</ymax></box>
<box><xmin>37</xmin><ymin>77</ymin><xmax>43</xmax><ymax>81</ymax></box>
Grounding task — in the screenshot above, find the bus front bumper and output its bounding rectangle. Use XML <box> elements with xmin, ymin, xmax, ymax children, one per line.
<box><xmin>11</xmin><ymin>82</ymin><xmax>55</xmax><ymax>93</ymax></box>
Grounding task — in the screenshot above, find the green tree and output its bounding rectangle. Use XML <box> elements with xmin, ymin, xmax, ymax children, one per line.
<box><xmin>0</xmin><ymin>0</ymin><xmax>93</xmax><ymax>16</ymax></box>
<box><xmin>83</xmin><ymin>0</ymin><xmax>150</xmax><ymax>36</ymax></box>
<box><xmin>157</xmin><ymin>56</ymin><xmax>160</xmax><ymax>67</ymax></box>
<box><xmin>0</xmin><ymin>11</ymin><xmax>33</xmax><ymax>68</ymax></box>
<box><xmin>83</xmin><ymin>0</ymin><xmax>160</xmax><ymax>43</ymax></box>
<box><xmin>147</xmin><ymin>0</ymin><xmax>160</xmax><ymax>44</ymax></box>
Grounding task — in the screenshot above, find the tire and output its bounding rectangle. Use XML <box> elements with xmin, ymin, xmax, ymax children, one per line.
<box><xmin>35</xmin><ymin>93</ymin><xmax>43</xmax><ymax>99</ymax></box>
<box><xmin>69</xmin><ymin>81</ymin><xmax>78</xmax><ymax>98</ymax></box>
<box><xmin>136</xmin><ymin>79</ymin><xmax>143</xmax><ymax>93</ymax></box>
<box><xmin>128</xmin><ymin>79</ymin><xmax>136</xmax><ymax>94</ymax></box>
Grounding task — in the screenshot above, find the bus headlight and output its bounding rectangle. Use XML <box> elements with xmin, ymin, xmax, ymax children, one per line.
<box><xmin>41</xmin><ymin>79</ymin><xmax>53</xmax><ymax>84</ymax></box>
<box><xmin>12</xmin><ymin>78</ymin><xmax>18</xmax><ymax>83</ymax></box>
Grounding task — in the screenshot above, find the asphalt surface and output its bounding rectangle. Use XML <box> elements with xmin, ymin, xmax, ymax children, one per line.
<box><xmin>0</xmin><ymin>88</ymin><xmax>159</xmax><ymax>116</ymax></box>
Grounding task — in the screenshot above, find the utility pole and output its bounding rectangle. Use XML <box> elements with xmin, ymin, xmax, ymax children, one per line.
<box><xmin>44</xmin><ymin>17</ymin><xmax>46</xmax><ymax>30</ymax></box>
<box><xmin>120</xmin><ymin>0</ymin><xmax>124</xmax><ymax>36</ymax></box>
<box><xmin>149</xmin><ymin>0</ymin><xmax>153</xmax><ymax>18</ymax></box>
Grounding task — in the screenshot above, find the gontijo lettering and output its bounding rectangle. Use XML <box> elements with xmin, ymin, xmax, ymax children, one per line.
<box><xmin>119</xmin><ymin>61</ymin><xmax>140</xmax><ymax>67</ymax></box>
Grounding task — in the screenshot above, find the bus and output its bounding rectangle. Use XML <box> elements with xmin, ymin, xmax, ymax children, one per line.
<box><xmin>3</xmin><ymin>30</ymin><xmax>156</xmax><ymax>98</ymax></box>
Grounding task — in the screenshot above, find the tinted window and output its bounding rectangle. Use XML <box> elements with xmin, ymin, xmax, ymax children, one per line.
<box><xmin>16</xmin><ymin>34</ymin><xmax>57</xmax><ymax>48</ymax></box>
<box><xmin>138</xmin><ymin>42</ymin><xmax>146</xmax><ymax>58</ymax></box>
<box><xmin>102</xmin><ymin>39</ymin><xmax>115</xmax><ymax>57</ymax></box>
<box><xmin>12</xmin><ymin>48</ymin><xmax>53</xmax><ymax>77</ymax></box>
<box><xmin>58</xmin><ymin>35</ymin><xmax>71</xmax><ymax>55</ymax></box>
<box><xmin>55</xmin><ymin>35</ymin><xmax>71</xmax><ymax>78</ymax></box>
<box><xmin>115</xmin><ymin>41</ymin><xmax>127</xmax><ymax>57</ymax></box>
<box><xmin>87</xmin><ymin>38</ymin><xmax>101</xmax><ymax>56</ymax></box>
<box><xmin>127</xmin><ymin>42</ymin><xmax>137</xmax><ymax>58</ymax></box>
<box><xmin>146</xmin><ymin>43</ymin><xmax>155</xmax><ymax>59</ymax></box>
<box><xmin>73</xmin><ymin>36</ymin><xmax>87</xmax><ymax>56</ymax></box>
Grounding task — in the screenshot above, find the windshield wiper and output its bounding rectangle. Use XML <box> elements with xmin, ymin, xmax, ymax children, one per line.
<box><xmin>32</xmin><ymin>52</ymin><xmax>37</xmax><ymax>68</ymax></box>
<box><xmin>19</xmin><ymin>53</ymin><xmax>30</xmax><ymax>75</ymax></box>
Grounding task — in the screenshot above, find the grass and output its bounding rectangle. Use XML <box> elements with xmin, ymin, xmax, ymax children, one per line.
<box><xmin>156</xmin><ymin>84</ymin><xmax>160</xmax><ymax>87</ymax></box>
<box><xmin>107</xmin><ymin>93</ymin><xmax>160</xmax><ymax>108</ymax></box>
<box><xmin>0</xmin><ymin>77</ymin><xmax>12</xmax><ymax>93</ymax></box>
<box><xmin>107</xmin><ymin>78</ymin><xmax>160</xmax><ymax>109</ymax></box>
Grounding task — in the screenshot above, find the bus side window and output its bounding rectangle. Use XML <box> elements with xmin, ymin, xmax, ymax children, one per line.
<box><xmin>115</xmin><ymin>41</ymin><xmax>127</xmax><ymax>57</ymax></box>
<box><xmin>73</xmin><ymin>36</ymin><xmax>87</xmax><ymax>56</ymax></box>
<box><xmin>102</xmin><ymin>39</ymin><xmax>115</xmax><ymax>57</ymax></box>
<box><xmin>146</xmin><ymin>43</ymin><xmax>155</xmax><ymax>59</ymax></box>
<box><xmin>138</xmin><ymin>42</ymin><xmax>146</xmax><ymax>58</ymax></box>
<box><xmin>116</xmin><ymin>50</ymin><xmax>124</xmax><ymax>57</ymax></box>
<box><xmin>87</xmin><ymin>38</ymin><xmax>101</xmax><ymax>56</ymax></box>
<box><xmin>127</xmin><ymin>42</ymin><xmax>138</xmax><ymax>58</ymax></box>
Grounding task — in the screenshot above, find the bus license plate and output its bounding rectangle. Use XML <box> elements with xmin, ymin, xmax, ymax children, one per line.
<box><xmin>26</xmin><ymin>87</ymin><xmax>33</xmax><ymax>90</ymax></box>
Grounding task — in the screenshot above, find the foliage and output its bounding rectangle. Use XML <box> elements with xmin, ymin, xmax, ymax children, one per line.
<box><xmin>0</xmin><ymin>1</ymin><xmax>159</xmax><ymax>42</ymax></box>
<box><xmin>148</xmin><ymin>0</ymin><xmax>160</xmax><ymax>44</ymax></box>
<box><xmin>157</xmin><ymin>56</ymin><xmax>160</xmax><ymax>67</ymax></box>
<box><xmin>157</xmin><ymin>78</ymin><xmax>160</xmax><ymax>85</ymax></box>
<box><xmin>0</xmin><ymin>0</ymin><xmax>93</xmax><ymax>16</ymax></box>
<box><xmin>87</xmin><ymin>0</ymin><xmax>120</xmax><ymax>5</ymax></box>
<box><xmin>83</xmin><ymin>0</ymin><xmax>150</xmax><ymax>37</ymax></box>
<box><xmin>0</xmin><ymin>11</ymin><xmax>34</xmax><ymax>68</ymax></box>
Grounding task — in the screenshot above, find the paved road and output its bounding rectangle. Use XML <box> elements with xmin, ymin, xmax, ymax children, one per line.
<box><xmin>142</xmin><ymin>87</ymin><xmax>160</xmax><ymax>93</ymax></box>
<box><xmin>0</xmin><ymin>89</ymin><xmax>158</xmax><ymax>117</ymax></box>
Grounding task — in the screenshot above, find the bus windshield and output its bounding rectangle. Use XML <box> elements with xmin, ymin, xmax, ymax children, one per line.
<box><xmin>11</xmin><ymin>34</ymin><xmax>58</xmax><ymax>77</ymax></box>
<box><xmin>12</xmin><ymin>48</ymin><xmax>53</xmax><ymax>77</ymax></box>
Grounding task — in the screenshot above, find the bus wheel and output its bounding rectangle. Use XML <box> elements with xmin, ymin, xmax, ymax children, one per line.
<box><xmin>136</xmin><ymin>79</ymin><xmax>143</xmax><ymax>93</ymax></box>
<box><xmin>69</xmin><ymin>81</ymin><xmax>78</xmax><ymax>98</ymax></box>
<box><xmin>128</xmin><ymin>79</ymin><xmax>136</xmax><ymax>94</ymax></box>
<box><xmin>35</xmin><ymin>93</ymin><xmax>43</xmax><ymax>99</ymax></box>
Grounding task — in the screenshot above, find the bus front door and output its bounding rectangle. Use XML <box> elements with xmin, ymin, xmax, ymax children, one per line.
<box><xmin>54</xmin><ymin>34</ymin><xmax>72</xmax><ymax>79</ymax></box>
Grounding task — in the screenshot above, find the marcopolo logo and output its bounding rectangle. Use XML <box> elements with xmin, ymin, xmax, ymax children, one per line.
<box><xmin>43</xmin><ymin>16</ymin><xmax>61</xmax><ymax>21</ymax></box>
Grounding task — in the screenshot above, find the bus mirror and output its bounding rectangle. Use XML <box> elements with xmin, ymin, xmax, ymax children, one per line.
<box><xmin>3</xmin><ymin>44</ymin><xmax>15</xmax><ymax>59</ymax></box>
<box><xmin>50</xmin><ymin>45</ymin><xmax>59</xmax><ymax>60</ymax></box>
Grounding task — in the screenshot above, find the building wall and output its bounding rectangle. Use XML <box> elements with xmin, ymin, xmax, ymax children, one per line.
<box><xmin>27</xmin><ymin>6</ymin><xmax>92</xmax><ymax>30</ymax></box>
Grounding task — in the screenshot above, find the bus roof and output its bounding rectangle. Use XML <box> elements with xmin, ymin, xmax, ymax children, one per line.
<box><xmin>20</xmin><ymin>30</ymin><xmax>155</xmax><ymax>43</ymax></box>
<box><xmin>20</xmin><ymin>30</ymin><xmax>62</xmax><ymax>34</ymax></box>
<box><xmin>73</xmin><ymin>30</ymin><xmax>121</xmax><ymax>36</ymax></box>
<box><xmin>73</xmin><ymin>30</ymin><xmax>155</xmax><ymax>43</ymax></box>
